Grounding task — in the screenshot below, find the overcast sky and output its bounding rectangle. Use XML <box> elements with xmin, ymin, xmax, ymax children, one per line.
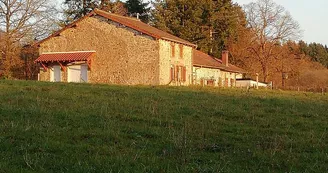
<box><xmin>56</xmin><ymin>0</ymin><xmax>328</xmax><ymax>45</ymax></box>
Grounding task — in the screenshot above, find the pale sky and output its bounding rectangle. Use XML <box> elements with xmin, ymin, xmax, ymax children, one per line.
<box><xmin>234</xmin><ymin>0</ymin><xmax>328</xmax><ymax>45</ymax></box>
<box><xmin>55</xmin><ymin>0</ymin><xmax>328</xmax><ymax>45</ymax></box>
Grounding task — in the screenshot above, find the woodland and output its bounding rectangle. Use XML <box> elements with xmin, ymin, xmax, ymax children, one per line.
<box><xmin>0</xmin><ymin>0</ymin><xmax>327</xmax><ymax>89</ymax></box>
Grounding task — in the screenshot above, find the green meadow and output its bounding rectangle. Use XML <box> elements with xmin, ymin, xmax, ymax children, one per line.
<box><xmin>0</xmin><ymin>80</ymin><xmax>327</xmax><ymax>172</ymax></box>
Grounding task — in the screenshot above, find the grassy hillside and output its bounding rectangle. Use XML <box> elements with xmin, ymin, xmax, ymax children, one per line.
<box><xmin>0</xmin><ymin>80</ymin><xmax>327</xmax><ymax>172</ymax></box>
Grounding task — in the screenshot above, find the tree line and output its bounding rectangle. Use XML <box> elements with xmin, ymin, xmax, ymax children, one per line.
<box><xmin>299</xmin><ymin>41</ymin><xmax>328</xmax><ymax>68</ymax></box>
<box><xmin>0</xmin><ymin>0</ymin><xmax>327</xmax><ymax>88</ymax></box>
<box><xmin>63</xmin><ymin>0</ymin><xmax>150</xmax><ymax>24</ymax></box>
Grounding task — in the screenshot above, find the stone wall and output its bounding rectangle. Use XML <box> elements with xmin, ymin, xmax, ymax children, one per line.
<box><xmin>158</xmin><ymin>40</ymin><xmax>171</xmax><ymax>85</ymax></box>
<box><xmin>220</xmin><ymin>71</ymin><xmax>236</xmax><ymax>87</ymax></box>
<box><xmin>192</xmin><ymin>67</ymin><xmax>241</xmax><ymax>87</ymax></box>
<box><xmin>39</xmin><ymin>16</ymin><xmax>160</xmax><ymax>85</ymax></box>
<box><xmin>38</xmin><ymin>64</ymin><xmax>66</xmax><ymax>82</ymax></box>
<box><xmin>158</xmin><ymin>40</ymin><xmax>193</xmax><ymax>86</ymax></box>
<box><xmin>193</xmin><ymin>67</ymin><xmax>221</xmax><ymax>86</ymax></box>
<box><xmin>61</xmin><ymin>70</ymin><xmax>68</xmax><ymax>82</ymax></box>
<box><xmin>182</xmin><ymin>45</ymin><xmax>193</xmax><ymax>85</ymax></box>
<box><xmin>39</xmin><ymin>70</ymin><xmax>50</xmax><ymax>81</ymax></box>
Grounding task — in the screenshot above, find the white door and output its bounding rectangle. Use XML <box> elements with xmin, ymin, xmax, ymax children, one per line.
<box><xmin>68</xmin><ymin>64</ymin><xmax>88</xmax><ymax>83</ymax></box>
<box><xmin>50</xmin><ymin>65</ymin><xmax>61</xmax><ymax>82</ymax></box>
<box><xmin>81</xmin><ymin>65</ymin><xmax>88</xmax><ymax>82</ymax></box>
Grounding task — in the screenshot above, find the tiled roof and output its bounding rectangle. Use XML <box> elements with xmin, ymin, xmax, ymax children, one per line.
<box><xmin>193</xmin><ymin>50</ymin><xmax>226</xmax><ymax>69</ymax></box>
<box><xmin>35</xmin><ymin>9</ymin><xmax>196</xmax><ymax>47</ymax></box>
<box><xmin>35</xmin><ymin>51</ymin><xmax>95</xmax><ymax>63</ymax></box>
<box><xmin>193</xmin><ymin>50</ymin><xmax>247</xmax><ymax>73</ymax></box>
<box><xmin>224</xmin><ymin>64</ymin><xmax>247</xmax><ymax>73</ymax></box>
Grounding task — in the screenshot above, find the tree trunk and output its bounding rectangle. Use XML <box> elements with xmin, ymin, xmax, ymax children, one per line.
<box><xmin>260</xmin><ymin>61</ymin><xmax>269</xmax><ymax>83</ymax></box>
<box><xmin>83</xmin><ymin>0</ymin><xmax>86</xmax><ymax>9</ymax></box>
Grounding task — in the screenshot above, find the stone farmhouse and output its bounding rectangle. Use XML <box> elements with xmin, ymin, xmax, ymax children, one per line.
<box><xmin>35</xmin><ymin>9</ymin><xmax>245</xmax><ymax>87</ymax></box>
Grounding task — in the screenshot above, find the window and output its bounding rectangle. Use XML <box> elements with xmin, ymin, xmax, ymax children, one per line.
<box><xmin>171</xmin><ymin>65</ymin><xmax>187</xmax><ymax>82</ymax></box>
<box><xmin>207</xmin><ymin>80</ymin><xmax>214</xmax><ymax>86</ymax></box>
<box><xmin>170</xmin><ymin>65</ymin><xmax>175</xmax><ymax>81</ymax></box>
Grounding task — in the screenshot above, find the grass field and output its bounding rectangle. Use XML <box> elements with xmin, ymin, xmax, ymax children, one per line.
<box><xmin>0</xmin><ymin>80</ymin><xmax>327</xmax><ymax>172</ymax></box>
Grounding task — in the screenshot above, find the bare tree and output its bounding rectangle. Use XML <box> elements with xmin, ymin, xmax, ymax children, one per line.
<box><xmin>0</xmin><ymin>0</ymin><xmax>58</xmax><ymax>78</ymax></box>
<box><xmin>244</xmin><ymin>0</ymin><xmax>301</xmax><ymax>82</ymax></box>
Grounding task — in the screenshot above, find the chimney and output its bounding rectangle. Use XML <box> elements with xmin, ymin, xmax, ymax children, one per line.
<box><xmin>222</xmin><ymin>50</ymin><xmax>229</xmax><ymax>66</ymax></box>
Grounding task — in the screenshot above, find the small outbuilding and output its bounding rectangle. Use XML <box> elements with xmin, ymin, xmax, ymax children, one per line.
<box><xmin>192</xmin><ymin>50</ymin><xmax>246</xmax><ymax>87</ymax></box>
<box><xmin>236</xmin><ymin>79</ymin><xmax>268</xmax><ymax>88</ymax></box>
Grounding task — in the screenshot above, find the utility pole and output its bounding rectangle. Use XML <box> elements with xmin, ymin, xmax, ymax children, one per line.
<box><xmin>209</xmin><ymin>29</ymin><xmax>219</xmax><ymax>54</ymax></box>
<box><xmin>256</xmin><ymin>73</ymin><xmax>259</xmax><ymax>90</ymax></box>
<box><xmin>282</xmin><ymin>72</ymin><xmax>288</xmax><ymax>89</ymax></box>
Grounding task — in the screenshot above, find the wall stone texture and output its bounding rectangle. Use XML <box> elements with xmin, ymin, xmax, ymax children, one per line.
<box><xmin>39</xmin><ymin>70</ymin><xmax>50</xmax><ymax>81</ymax></box>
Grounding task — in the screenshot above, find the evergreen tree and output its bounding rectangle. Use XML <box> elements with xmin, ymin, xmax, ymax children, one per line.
<box><xmin>63</xmin><ymin>0</ymin><xmax>127</xmax><ymax>24</ymax></box>
<box><xmin>64</xmin><ymin>0</ymin><xmax>99</xmax><ymax>22</ymax></box>
<box><xmin>152</xmin><ymin>0</ymin><xmax>247</xmax><ymax>58</ymax></box>
<box><xmin>104</xmin><ymin>1</ymin><xmax>128</xmax><ymax>16</ymax></box>
<box><xmin>298</xmin><ymin>41</ymin><xmax>328</xmax><ymax>68</ymax></box>
<box><xmin>308</xmin><ymin>43</ymin><xmax>328</xmax><ymax>68</ymax></box>
<box><xmin>298</xmin><ymin>40</ymin><xmax>309</xmax><ymax>55</ymax></box>
<box><xmin>125</xmin><ymin>0</ymin><xmax>150</xmax><ymax>23</ymax></box>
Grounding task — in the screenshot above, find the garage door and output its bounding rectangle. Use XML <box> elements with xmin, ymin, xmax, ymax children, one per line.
<box><xmin>68</xmin><ymin>65</ymin><xmax>88</xmax><ymax>83</ymax></box>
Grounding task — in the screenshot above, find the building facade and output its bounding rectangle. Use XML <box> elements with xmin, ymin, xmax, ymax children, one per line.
<box><xmin>35</xmin><ymin>9</ymin><xmax>246</xmax><ymax>87</ymax></box>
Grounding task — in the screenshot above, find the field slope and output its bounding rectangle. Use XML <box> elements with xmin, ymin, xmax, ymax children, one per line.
<box><xmin>0</xmin><ymin>80</ymin><xmax>327</xmax><ymax>172</ymax></box>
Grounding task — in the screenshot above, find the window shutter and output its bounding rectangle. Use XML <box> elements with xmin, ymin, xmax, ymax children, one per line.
<box><xmin>175</xmin><ymin>66</ymin><xmax>179</xmax><ymax>80</ymax></box>
<box><xmin>218</xmin><ymin>77</ymin><xmax>222</xmax><ymax>86</ymax></box>
<box><xmin>179</xmin><ymin>45</ymin><xmax>183</xmax><ymax>58</ymax></box>
<box><xmin>182</xmin><ymin>66</ymin><xmax>187</xmax><ymax>82</ymax></box>
<box><xmin>171</xmin><ymin>43</ymin><xmax>175</xmax><ymax>57</ymax></box>
<box><xmin>231</xmin><ymin>78</ymin><xmax>235</xmax><ymax>87</ymax></box>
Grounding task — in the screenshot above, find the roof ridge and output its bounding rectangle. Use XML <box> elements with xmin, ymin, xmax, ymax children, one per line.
<box><xmin>42</xmin><ymin>51</ymin><xmax>96</xmax><ymax>55</ymax></box>
<box><xmin>94</xmin><ymin>9</ymin><xmax>196</xmax><ymax>47</ymax></box>
<box><xmin>94</xmin><ymin>9</ymin><xmax>140</xmax><ymax>21</ymax></box>
<box><xmin>34</xmin><ymin>9</ymin><xmax>196</xmax><ymax>47</ymax></box>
